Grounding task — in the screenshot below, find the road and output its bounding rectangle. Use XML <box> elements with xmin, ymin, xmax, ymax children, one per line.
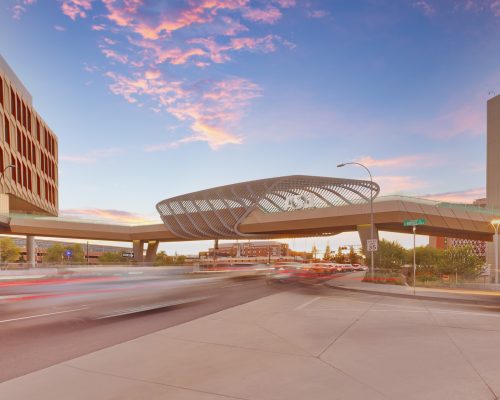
<box><xmin>0</xmin><ymin>267</ymin><xmax>278</xmax><ymax>383</ymax></box>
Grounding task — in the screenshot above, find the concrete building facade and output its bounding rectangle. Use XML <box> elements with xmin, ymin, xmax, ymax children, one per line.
<box><xmin>0</xmin><ymin>55</ymin><xmax>58</xmax><ymax>216</ymax></box>
<box><xmin>486</xmin><ymin>95</ymin><xmax>500</xmax><ymax>273</ymax></box>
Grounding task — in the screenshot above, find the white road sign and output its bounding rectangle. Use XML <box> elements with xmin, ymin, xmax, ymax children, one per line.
<box><xmin>367</xmin><ymin>239</ymin><xmax>378</xmax><ymax>252</ymax></box>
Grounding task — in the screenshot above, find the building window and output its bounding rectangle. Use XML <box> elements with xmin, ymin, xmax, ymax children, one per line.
<box><xmin>10</xmin><ymin>88</ymin><xmax>14</xmax><ymax>116</ymax></box>
<box><xmin>0</xmin><ymin>148</ymin><xmax>3</xmax><ymax>171</ymax></box>
<box><xmin>16</xmin><ymin>96</ymin><xmax>20</xmax><ymax>123</ymax></box>
<box><xmin>0</xmin><ymin>76</ymin><xmax>3</xmax><ymax>107</ymax></box>
<box><xmin>22</xmin><ymin>102</ymin><xmax>26</xmax><ymax>128</ymax></box>
<box><xmin>16</xmin><ymin>128</ymin><xmax>21</xmax><ymax>154</ymax></box>
<box><xmin>3</xmin><ymin>115</ymin><xmax>8</xmax><ymax>145</ymax></box>
<box><xmin>36</xmin><ymin>119</ymin><xmax>40</xmax><ymax>141</ymax></box>
<box><xmin>23</xmin><ymin>134</ymin><xmax>27</xmax><ymax>158</ymax></box>
<box><xmin>24</xmin><ymin>164</ymin><xmax>27</xmax><ymax>188</ymax></box>
<box><xmin>37</xmin><ymin>174</ymin><xmax>40</xmax><ymax>196</ymax></box>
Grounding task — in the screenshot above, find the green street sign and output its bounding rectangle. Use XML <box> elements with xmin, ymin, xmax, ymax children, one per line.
<box><xmin>403</xmin><ymin>218</ymin><xmax>426</xmax><ymax>227</ymax></box>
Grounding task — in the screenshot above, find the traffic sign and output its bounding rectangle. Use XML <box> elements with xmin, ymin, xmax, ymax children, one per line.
<box><xmin>367</xmin><ymin>239</ymin><xmax>378</xmax><ymax>252</ymax></box>
<box><xmin>122</xmin><ymin>252</ymin><xmax>134</xmax><ymax>258</ymax></box>
<box><xmin>65</xmin><ymin>250</ymin><xmax>72</xmax><ymax>257</ymax></box>
<box><xmin>403</xmin><ymin>218</ymin><xmax>426</xmax><ymax>227</ymax></box>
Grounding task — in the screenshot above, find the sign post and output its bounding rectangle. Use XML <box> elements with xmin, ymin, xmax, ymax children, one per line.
<box><xmin>65</xmin><ymin>249</ymin><xmax>72</xmax><ymax>263</ymax></box>
<box><xmin>403</xmin><ymin>219</ymin><xmax>426</xmax><ymax>295</ymax></box>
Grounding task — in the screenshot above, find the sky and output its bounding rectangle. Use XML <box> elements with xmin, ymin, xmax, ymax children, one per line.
<box><xmin>1</xmin><ymin>0</ymin><xmax>499</xmax><ymax>255</ymax></box>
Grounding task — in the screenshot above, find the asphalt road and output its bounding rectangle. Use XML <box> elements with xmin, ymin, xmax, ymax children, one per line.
<box><xmin>0</xmin><ymin>268</ymin><xmax>280</xmax><ymax>383</ymax></box>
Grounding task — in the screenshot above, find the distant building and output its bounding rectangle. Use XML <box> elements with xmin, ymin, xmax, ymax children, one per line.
<box><xmin>206</xmin><ymin>241</ymin><xmax>290</xmax><ymax>259</ymax></box>
<box><xmin>6</xmin><ymin>236</ymin><xmax>132</xmax><ymax>264</ymax></box>
<box><xmin>429</xmin><ymin>199</ymin><xmax>487</xmax><ymax>260</ymax></box>
<box><xmin>429</xmin><ymin>236</ymin><xmax>486</xmax><ymax>260</ymax></box>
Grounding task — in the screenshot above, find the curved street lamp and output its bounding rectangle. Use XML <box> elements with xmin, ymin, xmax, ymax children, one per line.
<box><xmin>1</xmin><ymin>164</ymin><xmax>15</xmax><ymax>177</ymax></box>
<box><xmin>491</xmin><ymin>219</ymin><xmax>500</xmax><ymax>287</ymax></box>
<box><xmin>337</xmin><ymin>162</ymin><xmax>375</xmax><ymax>279</ymax></box>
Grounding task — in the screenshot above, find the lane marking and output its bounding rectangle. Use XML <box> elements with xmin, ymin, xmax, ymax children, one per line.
<box><xmin>295</xmin><ymin>296</ymin><xmax>321</xmax><ymax>310</ymax></box>
<box><xmin>0</xmin><ymin>275</ymin><xmax>46</xmax><ymax>280</ymax></box>
<box><xmin>95</xmin><ymin>296</ymin><xmax>210</xmax><ymax>320</ymax></box>
<box><xmin>222</xmin><ymin>283</ymin><xmax>245</xmax><ymax>288</ymax></box>
<box><xmin>0</xmin><ymin>307</ymin><xmax>89</xmax><ymax>324</ymax></box>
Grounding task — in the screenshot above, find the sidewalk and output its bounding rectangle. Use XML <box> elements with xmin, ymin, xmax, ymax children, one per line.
<box><xmin>2</xmin><ymin>285</ymin><xmax>500</xmax><ymax>399</ymax></box>
<box><xmin>328</xmin><ymin>272</ymin><xmax>500</xmax><ymax>304</ymax></box>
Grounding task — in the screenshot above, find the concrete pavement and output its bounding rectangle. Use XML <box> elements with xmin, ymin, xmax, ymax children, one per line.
<box><xmin>2</xmin><ymin>283</ymin><xmax>500</xmax><ymax>399</ymax></box>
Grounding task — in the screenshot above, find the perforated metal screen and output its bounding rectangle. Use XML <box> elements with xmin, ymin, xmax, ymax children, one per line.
<box><xmin>156</xmin><ymin>175</ymin><xmax>380</xmax><ymax>239</ymax></box>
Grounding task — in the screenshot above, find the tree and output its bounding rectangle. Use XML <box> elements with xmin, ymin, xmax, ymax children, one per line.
<box><xmin>311</xmin><ymin>244</ymin><xmax>318</xmax><ymax>260</ymax></box>
<box><xmin>348</xmin><ymin>246</ymin><xmax>358</xmax><ymax>265</ymax></box>
<box><xmin>99</xmin><ymin>252</ymin><xmax>123</xmax><ymax>263</ymax></box>
<box><xmin>67</xmin><ymin>244</ymin><xmax>85</xmax><ymax>263</ymax></box>
<box><xmin>45</xmin><ymin>243</ymin><xmax>65</xmax><ymax>263</ymax></box>
<box><xmin>437</xmin><ymin>245</ymin><xmax>483</xmax><ymax>279</ymax></box>
<box><xmin>155</xmin><ymin>251</ymin><xmax>186</xmax><ymax>266</ymax></box>
<box><xmin>413</xmin><ymin>246</ymin><xmax>443</xmax><ymax>268</ymax></box>
<box><xmin>323</xmin><ymin>244</ymin><xmax>332</xmax><ymax>261</ymax></box>
<box><xmin>365</xmin><ymin>239</ymin><xmax>406</xmax><ymax>271</ymax></box>
<box><xmin>0</xmin><ymin>238</ymin><xmax>21</xmax><ymax>262</ymax></box>
<box><xmin>44</xmin><ymin>243</ymin><xmax>85</xmax><ymax>264</ymax></box>
<box><xmin>334</xmin><ymin>246</ymin><xmax>345</xmax><ymax>263</ymax></box>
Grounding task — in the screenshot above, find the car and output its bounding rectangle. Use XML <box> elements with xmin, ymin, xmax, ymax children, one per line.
<box><xmin>266</xmin><ymin>262</ymin><xmax>306</xmax><ymax>283</ymax></box>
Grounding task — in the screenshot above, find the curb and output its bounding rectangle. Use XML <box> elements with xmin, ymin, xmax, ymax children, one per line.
<box><xmin>325</xmin><ymin>281</ymin><xmax>500</xmax><ymax>307</ymax></box>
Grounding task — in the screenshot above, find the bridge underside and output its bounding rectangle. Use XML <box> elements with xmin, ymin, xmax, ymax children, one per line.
<box><xmin>0</xmin><ymin>197</ymin><xmax>496</xmax><ymax>244</ymax></box>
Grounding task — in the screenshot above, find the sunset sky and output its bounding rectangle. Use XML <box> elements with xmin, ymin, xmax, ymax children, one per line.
<box><xmin>1</xmin><ymin>0</ymin><xmax>499</xmax><ymax>253</ymax></box>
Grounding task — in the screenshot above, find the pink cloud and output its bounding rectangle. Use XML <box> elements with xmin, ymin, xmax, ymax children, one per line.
<box><xmin>419</xmin><ymin>188</ymin><xmax>486</xmax><ymax>203</ymax></box>
<box><xmin>273</xmin><ymin>0</ymin><xmax>296</xmax><ymax>7</ymax></box>
<box><xmin>188</xmin><ymin>35</ymin><xmax>282</xmax><ymax>64</ymax></box>
<box><xmin>52</xmin><ymin>0</ymin><xmax>294</xmax><ymax>151</ymax></box>
<box><xmin>11</xmin><ymin>0</ymin><xmax>37</xmax><ymax>19</ymax></box>
<box><xmin>414</xmin><ymin>103</ymin><xmax>485</xmax><ymax>139</ymax></box>
<box><xmin>220</xmin><ymin>16</ymin><xmax>248</xmax><ymax>36</ymax></box>
<box><xmin>375</xmin><ymin>175</ymin><xmax>426</xmax><ymax>194</ymax></box>
<box><xmin>61</xmin><ymin>0</ymin><xmax>94</xmax><ymax>20</ymax></box>
<box><xmin>242</xmin><ymin>6</ymin><xmax>282</xmax><ymax>23</ymax></box>
<box><xmin>107</xmin><ymin>70</ymin><xmax>261</xmax><ymax>150</ymax></box>
<box><xmin>102</xmin><ymin>0</ymin><xmax>252</xmax><ymax>40</ymax></box>
<box><xmin>101</xmin><ymin>47</ymin><xmax>129</xmax><ymax>64</ymax></box>
<box><xmin>307</xmin><ymin>10</ymin><xmax>329</xmax><ymax>18</ymax></box>
<box><xmin>413</xmin><ymin>0</ymin><xmax>436</xmax><ymax>16</ymax></box>
<box><xmin>61</xmin><ymin>208</ymin><xmax>159</xmax><ymax>224</ymax></box>
<box><xmin>355</xmin><ymin>154</ymin><xmax>439</xmax><ymax>169</ymax></box>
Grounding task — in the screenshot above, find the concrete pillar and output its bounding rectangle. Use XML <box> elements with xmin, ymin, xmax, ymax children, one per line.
<box><xmin>132</xmin><ymin>240</ymin><xmax>144</xmax><ymax>263</ymax></box>
<box><xmin>145</xmin><ymin>240</ymin><xmax>159</xmax><ymax>264</ymax></box>
<box><xmin>486</xmin><ymin>95</ymin><xmax>500</xmax><ymax>281</ymax></box>
<box><xmin>0</xmin><ymin>194</ymin><xmax>9</xmax><ymax>216</ymax></box>
<box><xmin>357</xmin><ymin>223</ymin><xmax>379</xmax><ymax>255</ymax></box>
<box><xmin>26</xmin><ymin>235</ymin><xmax>36</xmax><ymax>268</ymax></box>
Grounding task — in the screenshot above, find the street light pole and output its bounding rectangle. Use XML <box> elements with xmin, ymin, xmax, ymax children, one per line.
<box><xmin>413</xmin><ymin>225</ymin><xmax>416</xmax><ymax>296</ymax></box>
<box><xmin>337</xmin><ymin>162</ymin><xmax>375</xmax><ymax>279</ymax></box>
<box><xmin>490</xmin><ymin>220</ymin><xmax>500</xmax><ymax>287</ymax></box>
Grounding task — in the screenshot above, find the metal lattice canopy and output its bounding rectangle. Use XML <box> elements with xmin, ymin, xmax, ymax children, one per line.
<box><xmin>156</xmin><ymin>175</ymin><xmax>380</xmax><ymax>240</ymax></box>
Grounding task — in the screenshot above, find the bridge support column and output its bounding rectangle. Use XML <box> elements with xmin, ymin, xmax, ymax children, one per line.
<box><xmin>145</xmin><ymin>240</ymin><xmax>159</xmax><ymax>264</ymax></box>
<box><xmin>133</xmin><ymin>240</ymin><xmax>144</xmax><ymax>263</ymax></box>
<box><xmin>357</xmin><ymin>224</ymin><xmax>379</xmax><ymax>257</ymax></box>
<box><xmin>26</xmin><ymin>235</ymin><xmax>36</xmax><ymax>268</ymax></box>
